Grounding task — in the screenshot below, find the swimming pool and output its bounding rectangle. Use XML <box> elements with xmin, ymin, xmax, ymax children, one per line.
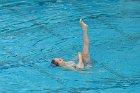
<box><xmin>0</xmin><ymin>0</ymin><xmax>140</xmax><ymax>93</ymax></box>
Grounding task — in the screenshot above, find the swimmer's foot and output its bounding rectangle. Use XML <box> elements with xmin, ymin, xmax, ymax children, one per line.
<box><xmin>80</xmin><ymin>18</ymin><xmax>88</xmax><ymax>31</ymax></box>
<box><xmin>78</xmin><ymin>52</ymin><xmax>82</xmax><ymax>60</ymax></box>
<box><xmin>76</xmin><ymin>52</ymin><xmax>84</xmax><ymax>68</ymax></box>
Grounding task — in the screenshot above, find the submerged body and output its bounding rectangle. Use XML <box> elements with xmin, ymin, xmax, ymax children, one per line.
<box><xmin>51</xmin><ymin>19</ymin><xmax>93</xmax><ymax>70</ymax></box>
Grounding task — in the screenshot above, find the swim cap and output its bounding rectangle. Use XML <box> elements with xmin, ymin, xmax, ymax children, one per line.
<box><xmin>48</xmin><ymin>63</ymin><xmax>57</xmax><ymax>68</ymax></box>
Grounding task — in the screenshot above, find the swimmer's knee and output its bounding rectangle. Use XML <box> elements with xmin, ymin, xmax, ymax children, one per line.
<box><xmin>82</xmin><ymin>54</ymin><xmax>90</xmax><ymax>61</ymax></box>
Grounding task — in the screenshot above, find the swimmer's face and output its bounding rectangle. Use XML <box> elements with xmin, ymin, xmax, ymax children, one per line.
<box><xmin>54</xmin><ymin>58</ymin><xmax>65</xmax><ymax>66</ymax></box>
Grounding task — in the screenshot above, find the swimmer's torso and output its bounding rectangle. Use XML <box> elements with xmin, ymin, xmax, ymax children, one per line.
<box><xmin>63</xmin><ymin>61</ymin><xmax>77</xmax><ymax>70</ymax></box>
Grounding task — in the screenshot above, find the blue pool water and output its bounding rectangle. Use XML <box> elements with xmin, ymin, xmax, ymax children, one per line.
<box><xmin>0</xmin><ymin>0</ymin><xmax>140</xmax><ymax>93</ymax></box>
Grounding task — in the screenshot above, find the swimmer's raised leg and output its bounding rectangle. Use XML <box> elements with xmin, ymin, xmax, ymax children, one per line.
<box><xmin>80</xmin><ymin>19</ymin><xmax>90</xmax><ymax>63</ymax></box>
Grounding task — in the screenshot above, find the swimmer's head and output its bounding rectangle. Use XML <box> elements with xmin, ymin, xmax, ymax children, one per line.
<box><xmin>51</xmin><ymin>58</ymin><xmax>65</xmax><ymax>67</ymax></box>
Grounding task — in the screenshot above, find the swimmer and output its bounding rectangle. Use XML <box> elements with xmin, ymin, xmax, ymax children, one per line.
<box><xmin>50</xmin><ymin>19</ymin><xmax>92</xmax><ymax>70</ymax></box>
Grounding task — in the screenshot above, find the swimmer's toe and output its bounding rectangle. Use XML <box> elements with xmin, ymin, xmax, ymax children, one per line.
<box><xmin>80</xmin><ymin>19</ymin><xmax>88</xmax><ymax>30</ymax></box>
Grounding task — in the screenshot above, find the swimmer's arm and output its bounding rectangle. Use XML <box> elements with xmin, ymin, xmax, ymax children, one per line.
<box><xmin>63</xmin><ymin>66</ymin><xmax>76</xmax><ymax>71</ymax></box>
